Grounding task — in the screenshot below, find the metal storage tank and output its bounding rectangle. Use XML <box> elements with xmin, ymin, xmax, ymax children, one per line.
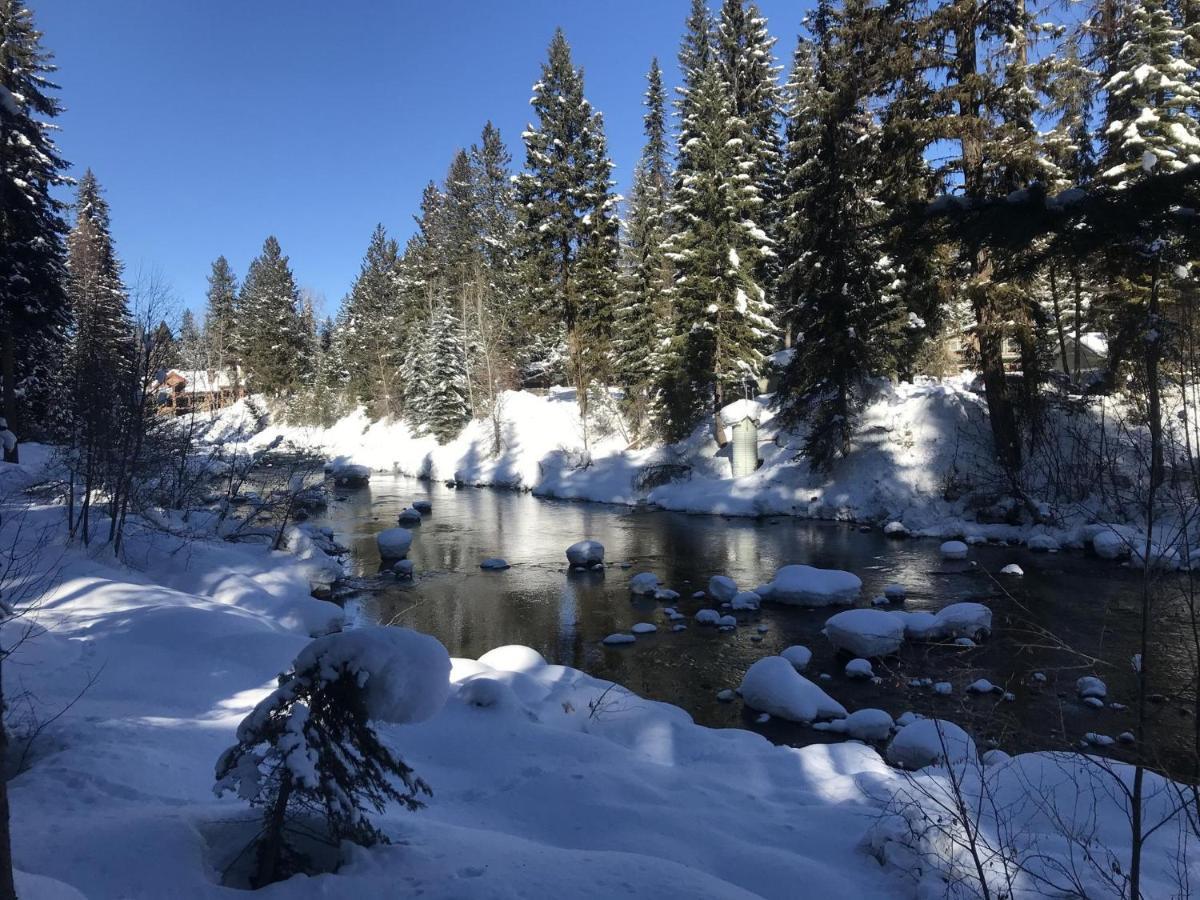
<box><xmin>720</xmin><ymin>399</ymin><xmax>764</xmax><ymax>477</ymax></box>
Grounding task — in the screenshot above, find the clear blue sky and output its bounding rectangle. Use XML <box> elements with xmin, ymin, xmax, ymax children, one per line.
<box><xmin>35</xmin><ymin>0</ymin><xmax>804</xmax><ymax>322</ymax></box>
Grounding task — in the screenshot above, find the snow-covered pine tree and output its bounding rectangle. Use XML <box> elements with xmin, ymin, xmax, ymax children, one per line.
<box><xmin>616</xmin><ymin>58</ymin><xmax>673</xmax><ymax>437</ymax></box>
<box><xmin>237</xmin><ymin>236</ymin><xmax>308</xmax><ymax>396</ymax></box>
<box><xmin>204</xmin><ymin>256</ymin><xmax>239</xmax><ymax>381</ymax></box>
<box><xmin>1100</xmin><ymin>0</ymin><xmax>1200</xmax><ymax>187</ymax></box>
<box><xmin>659</xmin><ymin>59</ymin><xmax>778</xmax><ymax>441</ymax></box>
<box><xmin>775</xmin><ymin>0</ymin><xmax>904</xmax><ymax>468</ymax></box>
<box><xmin>65</xmin><ymin>170</ymin><xmax>135</xmax><ymax>543</ymax></box>
<box><xmin>515</xmin><ymin>29</ymin><xmax>620</xmax><ymax>426</ymax></box>
<box><xmin>676</xmin><ymin>0</ymin><xmax>715</xmax><ymax>126</ymax></box>
<box><xmin>422</xmin><ymin>300</ymin><xmax>471</xmax><ymax>443</ymax></box>
<box><xmin>338</xmin><ymin>225</ymin><xmax>404</xmax><ymax>415</ymax></box>
<box><xmin>177</xmin><ymin>309</ymin><xmax>203</xmax><ymax>369</ymax></box>
<box><xmin>0</xmin><ymin>0</ymin><xmax>72</xmax><ymax>444</ymax></box>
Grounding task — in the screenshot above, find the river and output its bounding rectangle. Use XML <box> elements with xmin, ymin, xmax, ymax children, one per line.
<box><xmin>314</xmin><ymin>474</ymin><xmax>1199</xmax><ymax>778</ymax></box>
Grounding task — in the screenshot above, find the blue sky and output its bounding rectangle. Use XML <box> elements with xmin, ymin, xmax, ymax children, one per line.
<box><xmin>36</xmin><ymin>1</ymin><xmax>805</xmax><ymax>321</ymax></box>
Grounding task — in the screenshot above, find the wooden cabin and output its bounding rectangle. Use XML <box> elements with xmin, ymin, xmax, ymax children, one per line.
<box><xmin>156</xmin><ymin>368</ymin><xmax>242</xmax><ymax>416</ymax></box>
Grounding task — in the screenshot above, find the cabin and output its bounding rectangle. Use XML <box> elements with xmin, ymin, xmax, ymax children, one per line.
<box><xmin>156</xmin><ymin>368</ymin><xmax>241</xmax><ymax>416</ymax></box>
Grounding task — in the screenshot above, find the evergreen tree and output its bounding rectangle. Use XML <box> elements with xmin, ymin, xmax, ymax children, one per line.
<box><xmin>338</xmin><ymin>225</ymin><xmax>403</xmax><ymax>414</ymax></box>
<box><xmin>515</xmin><ymin>29</ymin><xmax>620</xmax><ymax>428</ymax></box>
<box><xmin>237</xmin><ymin>236</ymin><xmax>307</xmax><ymax>396</ymax></box>
<box><xmin>776</xmin><ymin>0</ymin><xmax>904</xmax><ymax>467</ymax></box>
<box><xmin>0</xmin><ymin>0</ymin><xmax>71</xmax><ymax>442</ymax></box>
<box><xmin>660</xmin><ymin>59</ymin><xmax>778</xmax><ymax>440</ymax></box>
<box><xmin>422</xmin><ymin>301</ymin><xmax>470</xmax><ymax>443</ymax></box>
<box><xmin>204</xmin><ymin>256</ymin><xmax>239</xmax><ymax>379</ymax></box>
<box><xmin>177</xmin><ymin>309</ymin><xmax>202</xmax><ymax>368</ymax></box>
<box><xmin>1099</xmin><ymin>0</ymin><xmax>1200</xmax><ymax>187</ymax></box>
<box><xmin>616</xmin><ymin>58</ymin><xmax>673</xmax><ymax>434</ymax></box>
<box><xmin>676</xmin><ymin>0</ymin><xmax>715</xmax><ymax>124</ymax></box>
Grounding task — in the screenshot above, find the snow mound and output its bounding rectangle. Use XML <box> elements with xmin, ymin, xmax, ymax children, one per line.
<box><xmin>292</xmin><ymin>626</ymin><xmax>450</xmax><ymax>724</ymax></box>
<box><xmin>602</xmin><ymin>633</ymin><xmax>636</xmax><ymax>646</ymax></box>
<box><xmin>731</xmin><ymin>590</ymin><xmax>761</xmax><ymax>611</ymax></box>
<box><xmin>895</xmin><ymin>610</ymin><xmax>940</xmax><ymax>640</ymax></box>
<box><xmin>781</xmin><ymin>645</ymin><xmax>812</xmax><ymax>671</ymax></box>
<box><xmin>759</xmin><ymin>564</ymin><xmax>862</xmax><ymax>607</ymax></box>
<box><xmin>1000</xmin><ymin>563</ymin><xmax>1023</xmax><ymax>576</ymax></box>
<box><xmin>480</xmin><ymin>557</ymin><xmax>511</xmax><ymax>570</ymax></box>
<box><xmin>738</xmin><ymin>657</ymin><xmax>847</xmax><ymax>723</ymax></box>
<box><xmin>629</xmin><ymin>572</ymin><xmax>661</xmax><ymax>595</ymax></box>
<box><xmin>883</xmin><ymin>583</ymin><xmax>907</xmax><ymax>601</ymax></box>
<box><xmin>823</xmin><ymin>609</ymin><xmax>905</xmax><ymax>658</ymax></box>
<box><xmin>708</xmin><ymin>575</ymin><xmax>738</xmax><ymax>602</ymax></box>
<box><xmin>631</xmin><ymin>623</ymin><xmax>657</xmax><ymax>635</ymax></box>
<box><xmin>933</xmin><ymin>602</ymin><xmax>992</xmax><ymax>640</ymax></box>
<box><xmin>566</xmin><ymin>540</ymin><xmax>604</xmax><ymax>568</ymax></box>
<box><xmin>967</xmin><ymin>678</ymin><xmax>998</xmax><ymax>694</ymax></box>
<box><xmin>376</xmin><ymin>527</ymin><xmax>413</xmax><ymax>559</ymax></box>
<box><xmin>845</xmin><ymin>658</ymin><xmax>874</xmax><ymax>679</ymax></box>
<box><xmin>477</xmin><ymin>646</ymin><xmax>547</xmax><ymax>672</ymax></box>
<box><xmin>695</xmin><ymin>609</ymin><xmax>721</xmax><ymax>625</ymax></box>
<box><xmin>331</xmin><ymin>462</ymin><xmax>371</xmax><ymax>487</ymax></box>
<box><xmin>392</xmin><ymin>559</ymin><xmax>414</xmax><ymax>578</ymax></box>
<box><xmin>814</xmin><ymin>708</ymin><xmax>894</xmax><ymax>741</ymax></box>
<box><xmin>1027</xmin><ymin>534</ymin><xmax>1058</xmax><ymax>552</ymax></box>
<box><xmin>883</xmin><ymin>521</ymin><xmax>909</xmax><ymax>537</ymax></box>
<box><xmin>1093</xmin><ymin>529</ymin><xmax>1130</xmax><ymax>559</ymax></box>
<box><xmin>1076</xmin><ymin>676</ymin><xmax>1107</xmax><ymax>700</ymax></box>
<box><xmin>886</xmin><ymin>718</ymin><xmax>976</xmax><ymax>769</ymax></box>
<box><xmin>397</xmin><ymin>506</ymin><xmax>423</xmax><ymax>525</ymax></box>
<box><xmin>412</xmin><ymin>499</ymin><xmax>432</xmax><ymax>513</ymax></box>
<box><xmin>718</xmin><ymin>398</ymin><xmax>764</xmax><ymax>426</ymax></box>
<box><xmin>940</xmin><ymin>540</ymin><xmax>968</xmax><ymax>560</ymax></box>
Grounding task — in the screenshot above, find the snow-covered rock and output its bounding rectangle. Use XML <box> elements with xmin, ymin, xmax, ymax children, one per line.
<box><xmin>707</xmin><ymin>575</ymin><xmax>737</xmax><ymax>603</ymax></box>
<box><xmin>477</xmin><ymin>645</ymin><xmax>547</xmax><ymax>672</ymax></box>
<box><xmin>629</xmin><ymin>572</ymin><xmax>661</xmax><ymax>595</ymax></box>
<box><xmin>731</xmin><ymin>590</ymin><xmax>761</xmax><ymax>611</ymax></box>
<box><xmin>695</xmin><ymin>609</ymin><xmax>721</xmax><ymax>625</ymax></box>
<box><xmin>895</xmin><ymin>610</ymin><xmax>940</xmax><ymax>640</ymax></box>
<box><xmin>1076</xmin><ymin>676</ymin><xmax>1107</xmax><ymax>700</ymax></box>
<box><xmin>655</xmin><ymin>588</ymin><xmax>680</xmax><ymax>601</ymax></box>
<box><xmin>845</xmin><ymin>658</ymin><xmax>874</xmax><ymax>679</ymax></box>
<box><xmin>376</xmin><ymin>527</ymin><xmax>414</xmax><ymax>559</ymax></box>
<box><xmin>602</xmin><ymin>633</ymin><xmax>636</xmax><ymax>646</ymax></box>
<box><xmin>331</xmin><ymin>462</ymin><xmax>370</xmax><ymax>487</ymax></box>
<box><xmin>717</xmin><ymin>614</ymin><xmax>737</xmax><ymax>628</ymax></box>
<box><xmin>397</xmin><ymin>506</ymin><xmax>423</xmax><ymax>525</ymax></box>
<box><xmin>1000</xmin><ymin>563</ymin><xmax>1024</xmax><ymax>576</ymax></box>
<box><xmin>631</xmin><ymin>623</ymin><xmax>657</xmax><ymax>635</ymax></box>
<box><xmin>412</xmin><ymin>499</ymin><xmax>432</xmax><ymax>514</ymax></box>
<box><xmin>1093</xmin><ymin>529</ymin><xmax>1131</xmax><ymax>560</ymax></box>
<box><xmin>480</xmin><ymin>557</ymin><xmax>511</xmax><ymax>570</ymax></box>
<box><xmin>883</xmin><ymin>521</ymin><xmax>909</xmax><ymax>537</ymax></box>
<box><xmin>566</xmin><ymin>540</ymin><xmax>605</xmax><ymax>568</ymax></box>
<box><xmin>814</xmin><ymin>708</ymin><xmax>894</xmax><ymax>741</ymax></box>
<box><xmin>1027</xmin><ymin>534</ymin><xmax>1059</xmax><ymax>552</ymax></box>
<box><xmin>392</xmin><ymin>559</ymin><xmax>414</xmax><ymax>578</ymax></box>
<box><xmin>758</xmin><ymin>564</ymin><xmax>862</xmax><ymax>607</ymax></box>
<box><xmin>738</xmin><ymin>657</ymin><xmax>847</xmax><ymax>723</ymax></box>
<box><xmin>939</xmin><ymin>540</ymin><xmax>968</xmax><ymax>560</ymax></box>
<box><xmin>967</xmin><ymin>678</ymin><xmax>998</xmax><ymax>694</ymax></box>
<box><xmin>933</xmin><ymin>602</ymin><xmax>992</xmax><ymax>640</ymax></box>
<box><xmin>886</xmin><ymin>718</ymin><xmax>976</xmax><ymax>769</ymax></box>
<box><xmin>781</xmin><ymin>645</ymin><xmax>812</xmax><ymax>671</ymax></box>
<box><xmin>823</xmin><ymin>609</ymin><xmax>905</xmax><ymax>658</ymax></box>
<box><xmin>883</xmin><ymin>583</ymin><xmax>907</xmax><ymax>601</ymax></box>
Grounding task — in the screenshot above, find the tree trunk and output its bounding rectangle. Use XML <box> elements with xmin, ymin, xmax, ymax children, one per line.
<box><xmin>1049</xmin><ymin>263</ymin><xmax>1071</xmax><ymax>376</ymax></box>
<box><xmin>254</xmin><ymin>772</ymin><xmax>293</xmax><ymax>888</ymax></box>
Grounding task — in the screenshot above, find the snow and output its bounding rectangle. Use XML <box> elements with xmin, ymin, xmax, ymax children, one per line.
<box><xmin>882</xmin><ymin>583</ymin><xmax>906</xmax><ymax>601</ymax></box>
<box><xmin>813</xmin><ymin>708</ymin><xmax>894</xmax><ymax>741</ymax></box>
<box><xmin>1026</xmin><ymin>533</ymin><xmax>1059</xmax><ymax>552</ymax></box>
<box><xmin>966</xmin><ymin>678</ymin><xmax>998</xmax><ymax>694</ymax></box>
<box><xmin>823</xmin><ymin>609</ymin><xmax>905</xmax><ymax>658</ymax></box>
<box><xmin>291</xmin><ymin>626</ymin><xmax>451</xmax><ymax>724</ymax></box>
<box><xmin>718</xmin><ymin>398</ymin><xmax>763</xmax><ymax>426</ymax></box>
<box><xmin>602</xmin><ymin>633</ymin><xmax>636</xmax><ymax>645</ymax></box>
<box><xmin>629</xmin><ymin>572</ymin><xmax>661</xmax><ymax>595</ymax></box>
<box><xmin>781</xmin><ymin>645</ymin><xmax>812</xmax><ymax>671</ymax></box>
<box><xmin>845</xmin><ymin>658</ymin><xmax>874</xmax><ymax>679</ymax></box>
<box><xmin>882</xmin><ymin>521</ymin><xmax>909</xmax><ymax>537</ymax></box>
<box><xmin>707</xmin><ymin>575</ymin><xmax>738</xmax><ymax>602</ymax></box>
<box><xmin>1000</xmin><ymin>563</ymin><xmax>1024</xmax><ymax>576</ymax></box>
<box><xmin>939</xmin><ymin>540</ymin><xmax>968</xmax><ymax>560</ymax></box>
<box><xmin>566</xmin><ymin>539</ymin><xmax>605</xmax><ymax>567</ymax></box>
<box><xmin>476</xmin><ymin>645</ymin><xmax>547</xmax><ymax>672</ymax></box>
<box><xmin>631</xmin><ymin>623</ymin><xmax>658</xmax><ymax>635</ymax></box>
<box><xmin>1093</xmin><ymin>529</ymin><xmax>1131</xmax><ymax>559</ymax></box>
<box><xmin>758</xmin><ymin>564</ymin><xmax>862</xmax><ymax>607</ymax></box>
<box><xmin>376</xmin><ymin>527</ymin><xmax>414</xmax><ymax>559</ymax></box>
<box><xmin>738</xmin><ymin>657</ymin><xmax>848</xmax><ymax>723</ymax></box>
<box><xmin>412</xmin><ymin>499</ymin><xmax>433</xmax><ymax>514</ymax></box>
<box><xmin>886</xmin><ymin>719</ymin><xmax>976</xmax><ymax>769</ymax></box>
<box><xmin>479</xmin><ymin>557</ymin><xmax>511</xmax><ymax>570</ymax></box>
<box><xmin>331</xmin><ymin>462</ymin><xmax>371</xmax><ymax>487</ymax></box>
<box><xmin>694</xmin><ymin>609</ymin><xmax>721</xmax><ymax>625</ymax></box>
<box><xmin>731</xmin><ymin>590</ymin><xmax>761</xmax><ymax>611</ymax></box>
<box><xmin>1076</xmin><ymin>676</ymin><xmax>1108</xmax><ymax>700</ymax></box>
<box><xmin>930</xmin><ymin>602</ymin><xmax>992</xmax><ymax>640</ymax></box>
<box><xmin>392</xmin><ymin>559</ymin><xmax>414</xmax><ymax>578</ymax></box>
<box><xmin>397</xmin><ymin>506</ymin><xmax>423</xmax><ymax>525</ymax></box>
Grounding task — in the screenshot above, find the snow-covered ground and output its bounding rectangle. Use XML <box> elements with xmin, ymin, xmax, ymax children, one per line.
<box><xmin>216</xmin><ymin>376</ymin><xmax>1173</xmax><ymax>556</ymax></box>
<box><xmin>0</xmin><ymin>448</ymin><xmax>1196</xmax><ymax>898</ymax></box>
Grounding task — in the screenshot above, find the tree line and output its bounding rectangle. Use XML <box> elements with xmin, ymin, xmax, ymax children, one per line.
<box><xmin>3</xmin><ymin>0</ymin><xmax>1199</xmax><ymax>479</ymax></box>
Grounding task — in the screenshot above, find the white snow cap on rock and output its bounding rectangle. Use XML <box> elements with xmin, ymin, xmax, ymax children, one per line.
<box><xmin>781</xmin><ymin>645</ymin><xmax>812</xmax><ymax>671</ymax></box>
<box><xmin>602</xmin><ymin>633</ymin><xmax>636</xmax><ymax>646</ymax></box>
<box><xmin>731</xmin><ymin>590</ymin><xmax>761</xmax><ymax>611</ymax></box>
<box><xmin>886</xmin><ymin>718</ymin><xmax>976</xmax><ymax>769</ymax></box>
<box><xmin>845</xmin><ymin>658</ymin><xmax>874</xmax><ymax>679</ymax></box>
<box><xmin>477</xmin><ymin>645</ymin><xmax>548</xmax><ymax>672</ymax></box>
<box><xmin>292</xmin><ymin>626</ymin><xmax>450</xmax><ymax>724</ymax></box>
<box><xmin>883</xmin><ymin>583</ymin><xmax>907</xmax><ymax>601</ymax></box>
<box><xmin>739</xmin><ymin>656</ymin><xmax>847</xmax><ymax>723</ymax></box>
<box><xmin>813</xmin><ymin>708</ymin><xmax>894</xmax><ymax>741</ymax></box>
<box><xmin>1000</xmin><ymin>563</ymin><xmax>1024</xmax><ymax>576</ymax></box>
<box><xmin>629</xmin><ymin>572</ymin><xmax>661</xmax><ymax>595</ymax></box>
<box><xmin>940</xmin><ymin>540</ymin><xmax>968</xmax><ymax>560</ymax></box>
<box><xmin>932</xmin><ymin>602</ymin><xmax>992</xmax><ymax>640</ymax></box>
<box><xmin>758</xmin><ymin>564</ymin><xmax>862</xmax><ymax>607</ymax></box>
<box><xmin>377</xmin><ymin>527</ymin><xmax>414</xmax><ymax>559</ymax></box>
<box><xmin>695</xmin><ymin>609</ymin><xmax>721</xmax><ymax>625</ymax></box>
<box><xmin>566</xmin><ymin>540</ymin><xmax>604</xmax><ymax>567</ymax></box>
<box><xmin>397</xmin><ymin>506</ymin><xmax>423</xmax><ymax>525</ymax></box>
<box><xmin>883</xmin><ymin>521</ymin><xmax>909</xmax><ymax>537</ymax></box>
<box><xmin>823</xmin><ymin>609</ymin><xmax>905</xmax><ymax>658</ymax></box>
<box><xmin>707</xmin><ymin>575</ymin><xmax>738</xmax><ymax>603</ymax></box>
<box><xmin>480</xmin><ymin>558</ymin><xmax>511</xmax><ymax>570</ymax></box>
<box><xmin>718</xmin><ymin>398</ymin><xmax>763</xmax><ymax>426</ymax></box>
<box><xmin>1076</xmin><ymin>676</ymin><xmax>1107</xmax><ymax>700</ymax></box>
<box><xmin>1093</xmin><ymin>529</ymin><xmax>1131</xmax><ymax>560</ymax></box>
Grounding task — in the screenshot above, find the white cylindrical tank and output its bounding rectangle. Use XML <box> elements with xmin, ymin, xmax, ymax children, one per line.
<box><xmin>720</xmin><ymin>399</ymin><xmax>764</xmax><ymax>478</ymax></box>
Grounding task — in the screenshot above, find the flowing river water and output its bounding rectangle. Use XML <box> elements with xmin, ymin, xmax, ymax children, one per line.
<box><xmin>314</xmin><ymin>474</ymin><xmax>1199</xmax><ymax>778</ymax></box>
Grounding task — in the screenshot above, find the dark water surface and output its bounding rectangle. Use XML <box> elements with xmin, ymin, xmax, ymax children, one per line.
<box><xmin>316</xmin><ymin>475</ymin><xmax>1198</xmax><ymax>777</ymax></box>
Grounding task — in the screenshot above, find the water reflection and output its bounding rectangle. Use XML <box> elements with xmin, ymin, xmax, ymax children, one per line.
<box><xmin>317</xmin><ymin>475</ymin><xmax>1197</xmax><ymax>776</ymax></box>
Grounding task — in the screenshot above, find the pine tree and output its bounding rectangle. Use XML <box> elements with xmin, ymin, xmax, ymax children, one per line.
<box><xmin>616</xmin><ymin>58</ymin><xmax>673</xmax><ymax>435</ymax></box>
<box><xmin>422</xmin><ymin>301</ymin><xmax>470</xmax><ymax>443</ymax></box>
<box><xmin>0</xmin><ymin>0</ymin><xmax>71</xmax><ymax>442</ymax></box>
<box><xmin>1099</xmin><ymin>0</ymin><xmax>1200</xmax><ymax>187</ymax></box>
<box><xmin>204</xmin><ymin>256</ymin><xmax>239</xmax><ymax>380</ymax></box>
<box><xmin>338</xmin><ymin>225</ymin><xmax>403</xmax><ymax>414</ymax></box>
<box><xmin>177</xmin><ymin>309</ymin><xmax>202</xmax><ymax>368</ymax></box>
<box><xmin>515</xmin><ymin>29</ymin><xmax>620</xmax><ymax>429</ymax></box>
<box><xmin>776</xmin><ymin>0</ymin><xmax>904</xmax><ymax>467</ymax></box>
<box><xmin>660</xmin><ymin>59</ymin><xmax>778</xmax><ymax>440</ymax></box>
<box><xmin>237</xmin><ymin>236</ymin><xmax>307</xmax><ymax>396</ymax></box>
